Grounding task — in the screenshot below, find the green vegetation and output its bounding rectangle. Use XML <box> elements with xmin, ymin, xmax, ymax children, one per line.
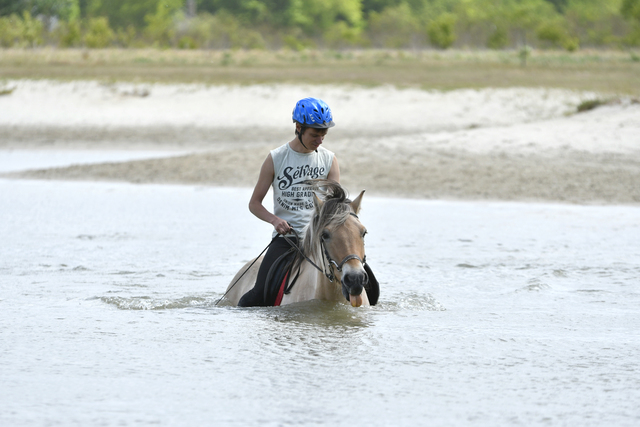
<box><xmin>576</xmin><ymin>98</ymin><xmax>605</xmax><ymax>112</ymax></box>
<box><xmin>0</xmin><ymin>85</ymin><xmax>16</xmax><ymax>95</ymax></box>
<box><xmin>0</xmin><ymin>0</ymin><xmax>639</xmax><ymax>50</ymax></box>
<box><xmin>2</xmin><ymin>1</ymin><xmax>639</xmax><ymax>95</ymax></box>
<box><xmin>1</xmin><ymin>48</ymin><xmax>639</xmax><ymax>95</ymax></box>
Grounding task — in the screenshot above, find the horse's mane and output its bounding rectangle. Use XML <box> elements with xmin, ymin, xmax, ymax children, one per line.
<box><xmin>293</xmin><ymin>179</ymin><xmax>354</xmax><ymax>272</ymax></box>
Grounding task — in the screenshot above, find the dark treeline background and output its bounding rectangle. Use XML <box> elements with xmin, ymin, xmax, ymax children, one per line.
<box><xmin>1</xmin><ymin>0</ymin><xmax>639</xmax><ymax>50</ymax></box>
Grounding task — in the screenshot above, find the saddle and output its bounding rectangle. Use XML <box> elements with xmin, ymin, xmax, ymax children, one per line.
<box><xmin>263</xmin><ymin>249</ymin><xmax>380</xmax><ymax>306</ymax></box>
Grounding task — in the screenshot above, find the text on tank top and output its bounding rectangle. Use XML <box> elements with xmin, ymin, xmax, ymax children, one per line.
<box><xmin>270</xmin><ymin>143</ymin><xmax>334</xmax><ymax>236</ymax></box>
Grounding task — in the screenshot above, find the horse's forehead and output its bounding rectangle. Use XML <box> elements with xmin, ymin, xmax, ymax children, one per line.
<box><xmin>330</xmin><ymin>214</ymin><xmax>363</xmax><ymax>235</ymax></box>
<box><xmin>327</xmin><ymin>215</ymin><xmax>365</xmax><ymax>260</ymax></box>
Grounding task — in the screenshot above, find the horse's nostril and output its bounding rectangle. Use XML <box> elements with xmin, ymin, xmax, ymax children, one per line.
<box><xmin>343</xmin><ymin>274</ymin><xmax>354</xmax><ymax>288</ymax></box>
<box><xmin>344</xmin><ymin>273</ymin><xmax>358</xmax><ymax>284</ymax></box>
<box><xmin>343</xmin><ymin>271</ymin><xmax>366</xmax><ymax>295</ymax></box>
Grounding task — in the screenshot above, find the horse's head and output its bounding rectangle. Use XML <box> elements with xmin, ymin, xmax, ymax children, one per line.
<box><xmin>305</xmin><ymin>181</ymin><xmax>369</xmax><ymax>307</ymax></box>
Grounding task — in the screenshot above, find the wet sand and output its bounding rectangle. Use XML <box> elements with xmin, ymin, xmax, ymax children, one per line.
<box><xmin>2</xmin><ymin>80</ymin><xmax>639</xmax><ymax>204</ymax></box>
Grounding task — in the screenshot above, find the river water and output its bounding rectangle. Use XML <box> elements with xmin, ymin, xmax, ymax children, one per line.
<box><xmin>1</xmin><ymin>179</ymin><xmax>639</xmax><ymax>426</ymax></box>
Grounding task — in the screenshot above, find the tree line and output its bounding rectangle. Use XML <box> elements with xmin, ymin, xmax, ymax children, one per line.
<box><xmin>1</xmin><ymin>0</ymin><xmax>639</xmax><ymax>50</ymax></box>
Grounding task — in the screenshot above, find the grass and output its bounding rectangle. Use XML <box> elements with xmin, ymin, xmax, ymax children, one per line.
<box><xmin>576</xmin><ymin>98</ymin><xmax>605</xmax><ymax>112</ymax></box>
<box><xmin>1</xmin><ymin>48</ymin><xmax>639</xmax><ymax>95</ymax></box>
<box><xmin>0</xmin><ymin>85</ymin><xmax>15</xmax><ymax>95</ymax></box>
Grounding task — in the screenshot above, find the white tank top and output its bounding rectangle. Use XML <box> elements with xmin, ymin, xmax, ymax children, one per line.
<box><xmin>270</xmin><ymin>143</ymin><xmax>334</xmax><ymax>237</ymax></box>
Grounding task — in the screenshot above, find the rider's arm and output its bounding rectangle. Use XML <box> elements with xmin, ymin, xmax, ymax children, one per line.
<box><xmin>249</xmin><ymin>154</ymin><xmax>291</xmax><ymax>234</ymax></box>
<box><xmin>328</xmin><ymin>155</ymin><xmax>340</xmax><ymax>183</ymax></box>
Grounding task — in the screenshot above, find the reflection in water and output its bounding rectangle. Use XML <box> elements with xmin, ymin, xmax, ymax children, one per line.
<box><xmin>265</xmin><ymin>300</ymin><xmax>373</xmax><ymax>328</ymax></box>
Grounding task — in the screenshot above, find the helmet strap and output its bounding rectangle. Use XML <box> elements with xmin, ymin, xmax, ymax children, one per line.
<box><xmin>296</xmin><ymin>125</ymin><xmax>317</xmax><ymax>152</ymax></box>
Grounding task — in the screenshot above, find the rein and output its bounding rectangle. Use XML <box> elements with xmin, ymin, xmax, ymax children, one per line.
<box><xmin>282</xmin><ymin>229</ymin><xmax>335</xmax><ymax>282</ymax></box>
<box><xmin>214</xmin><ymin>235</ymin><xmax>278</xmax><ymax>306</ymax></box>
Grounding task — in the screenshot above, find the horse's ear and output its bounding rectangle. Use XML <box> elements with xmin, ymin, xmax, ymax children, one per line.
<box><xmin>313</xmin><ymin>192</ymin><xmax>324</xmax><ymax>214</ymax></box>
<box><xmin>350</xmin><ymin>190</ymin><xmax>365</xmax><ymax>214</ymax></box>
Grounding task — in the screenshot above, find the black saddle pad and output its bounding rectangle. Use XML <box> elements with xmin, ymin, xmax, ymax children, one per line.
<box><xmin>264</xmin><ymin>249</ymin><xmax>296</xmax><ymax>306</ymax></box>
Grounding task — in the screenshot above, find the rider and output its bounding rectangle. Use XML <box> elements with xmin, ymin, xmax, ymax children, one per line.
<box><xmin>238</xmin><ymin>97</ymin><xmax>340</xmax><ymax>307</ymax></box>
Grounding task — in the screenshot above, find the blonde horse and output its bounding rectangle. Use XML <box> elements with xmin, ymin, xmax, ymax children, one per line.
<box><xmin>221</xmin><ymin>180</ymin><xmax>378</xmax><ymax>307</ymax></box>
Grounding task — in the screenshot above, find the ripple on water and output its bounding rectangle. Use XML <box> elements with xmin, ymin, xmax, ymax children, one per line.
<box><xmin>98</xmin><ymin>295</ymin><xmax>220</xmax><ymax>310</ymax></box>
<box><xmin>76</xmin><ymin>233</ymin><xmax>133</xmax><ymax>241</ymax></box>
<box><xmin>456</xmin><ymin>263</ymin><xmax>481</xmax><ymax>269</ymax></box>
<box><xmin>379</xmin><ymin>292</ymin><xmax>446</xmax><ymax>312</ymax></box>
<box><xmin>266</xmin><ymin>300</ymin><xmax>373</xmax><ymax>328</ymax></box>
<box><xmin>517</xmin><ymin>279</ymin><xmax>551</xmax><ymax>292</ymax></box>
<box><xmin>215</xmin><ymin>292</ymin><xmax>446</xmax><ymax>314</ymax></box>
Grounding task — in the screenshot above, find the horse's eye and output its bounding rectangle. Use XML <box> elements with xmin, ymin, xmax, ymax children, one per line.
<box><xmin>362</xmin><ymin>230</ymin><xmax>368</xmax><ymax>238</ymax></box>
<box><xmin>321</xmin><ymin>231</ymin><xmax>330</xmax><ymax>240</ymax></box>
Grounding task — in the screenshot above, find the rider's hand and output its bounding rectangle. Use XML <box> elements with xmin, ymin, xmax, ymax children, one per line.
<box><xmin>272</xmin><ymin>218</ymin><xmax>291</xmax><ymax>235</ymax></box>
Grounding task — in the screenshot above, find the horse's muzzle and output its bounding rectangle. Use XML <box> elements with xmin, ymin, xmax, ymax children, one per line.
<box><xmin>341</xmin><ymin>270</ymin><xmax>369</xmax><ymax>306</ymax></box>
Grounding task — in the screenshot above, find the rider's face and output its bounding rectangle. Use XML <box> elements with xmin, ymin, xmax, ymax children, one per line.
<box><xmin>300</xmin><ymin>127</ymin><xmax>328</xmax><ymax>151</ymax></box>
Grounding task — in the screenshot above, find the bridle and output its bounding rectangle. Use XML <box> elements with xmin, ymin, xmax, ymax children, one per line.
<box><xmin>284</xmin><ymin>212</ymin><xmax>366</xmax><ymax>283</ymax></box>
<box><xmin>321</xmin><ymin>245</ymin><xmax>366</xmax><ymax>283</ymax></box>
<box><xmin>321</xmin><ymin>237</ymin><xmax>366</xmax><ymax>283</ymax></box>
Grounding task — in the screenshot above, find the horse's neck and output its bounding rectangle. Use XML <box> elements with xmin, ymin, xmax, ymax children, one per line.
<box><xmin>314</xmin><ymin>272</ymin><xmax>343</xmax><ymax>302</ymax></box>
<box><xmin>304</xmin><ymin>252</ymin><xmax>342</xmax><ymax>302</ymax></box>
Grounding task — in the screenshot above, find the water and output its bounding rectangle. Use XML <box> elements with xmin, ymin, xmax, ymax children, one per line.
<box><xmin>1</xmin><ymin>179</ymin><xmax>639</xmax><ymax>426</ymax></box>
<box><xmin>0</xmin><ymin>149</ymin><xmax>192</xmax><ymax>173</ymax></box>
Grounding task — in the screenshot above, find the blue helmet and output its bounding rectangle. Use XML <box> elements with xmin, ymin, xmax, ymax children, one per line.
<box><xmin>292</xmin><ymin>98</ymin><xmax>335</xmax><ymax>128</ymax></box>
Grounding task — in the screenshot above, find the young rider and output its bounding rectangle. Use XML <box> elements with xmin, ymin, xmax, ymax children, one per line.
<box><xmin>238</xmin><ymin>97</ymin><xmax>340</xmax><ymax>307</ymax></box>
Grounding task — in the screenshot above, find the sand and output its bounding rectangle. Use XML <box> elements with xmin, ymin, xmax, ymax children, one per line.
<box><xmin>1</xmin><ymin>79</ymin><xmax>639</xmax><ymax>204</ymax></box>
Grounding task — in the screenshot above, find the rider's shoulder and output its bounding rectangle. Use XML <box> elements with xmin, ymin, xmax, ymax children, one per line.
<box><xmin>270</xmin><ymin>142</ymin><xmax>291</xmax><ymax>158</ymax></box>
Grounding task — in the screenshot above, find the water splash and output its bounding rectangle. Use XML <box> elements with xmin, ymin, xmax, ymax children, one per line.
<box><xmin>98</xmin><ymin>295</ymin><xmax>219</xmax><ymax>310</ymax></box>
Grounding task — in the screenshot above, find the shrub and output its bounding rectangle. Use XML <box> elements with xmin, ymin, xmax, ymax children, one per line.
<box><xmin>428</xmin><ymin>13</ymin><xmax>457</xmax><ymax>49</ymax></box>
<box><xmin>177</xmin><ymin>11</ymin><xmax>266</xmax><ymax>49</ymax></box>
<box><xmin>577</xmin><ymin>99</ymin><xmax>604</xmax><ymax>112</ymax></box>
<box><xmin>0</xmin><ymin>15</ymin><xmax>22</xmax><ymax>47</ymax></box>
<box><xmin>624</xmin><ymin>26</ymin><xmax>640</xmax><ymax>45</ymax></box>
<box><xmin>84</xmin><ymin>17</ymin><xmax>114</xmax><ymax>48</ymax></box>
<box><xmin>283</xmin><ymin>28</ymin><xmax>315</xmax><ymax>51</ymax></box>
<box><xmin>323</xmin><ymin>21</ymin><xmax>364</xmax><ymax>48</ymax></box>
<box><xmin>179</xmin><ymin>12</ymin><xmax>216</xmax><ymax>48</ymax></box>
<box><xmin>368</xmin><ymin>3</ymin><xmax>420</xmax><ymax>48</ymax></box>
<box><xmin>178</xmin><ymin>36</ymin><xmax>197</xmax><ymax>49</ymax></box>
<box><xmin>240</xmin><ymin>30</ymin><xmax>266</xmax><ymax>50</ymax></box>
<box><xmin>563</xmin><ymin>36</ymin><xmax>580</xmax><ymax>51</ymax></box>
<box><xmin>537</xmin><ymin>20</ymin><xmax>567</xmax><ymax>46</ymax></box>
<box><xmin>621</xmin><ymin>0</ymin><xmax>640</xmax><ymax>23</ymax></box>
<box><xmin>116</xmin><ymin>25</ymin><xmax>137</xmax><ymax>47</ymax></box>
<box><xmin>487</xmin><ymin>26</ymin><xmax>509</xmax><ymax>49</ymax></box>
<box><xmin>55</xmin><ymin>19</ymin><xmax>82</xmax><ymax>47</ymax></box>
<box><xmin>21</xmin><ymin>11</ymin><xmax>44</xmax><ymax>47</ymax></box>
<box><xmin>144</xmin><ymin>0</ymin><xmax>182</xmax><ymax>47</ymax></box>
<box><xmin>536</xmin><ymin>16</ymin><xmax>580</xmax><ymax>51</ymax></box>
<box><xmin>565</xmin><ymin>1</ymin><xmax>625</xmax><ymax>47</ymax></box>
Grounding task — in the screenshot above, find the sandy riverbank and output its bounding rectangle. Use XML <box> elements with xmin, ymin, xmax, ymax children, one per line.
<box><xmin>1</xmin><ymin>80</ymin><xmax>639</xmax><ymax>204</ymax></box>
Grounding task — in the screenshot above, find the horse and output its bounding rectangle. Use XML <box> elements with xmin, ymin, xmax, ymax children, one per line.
<box><xmin>221</xmin><ymin>180</ymin><xmax>379</xmax><ymax>307</ymax></box>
